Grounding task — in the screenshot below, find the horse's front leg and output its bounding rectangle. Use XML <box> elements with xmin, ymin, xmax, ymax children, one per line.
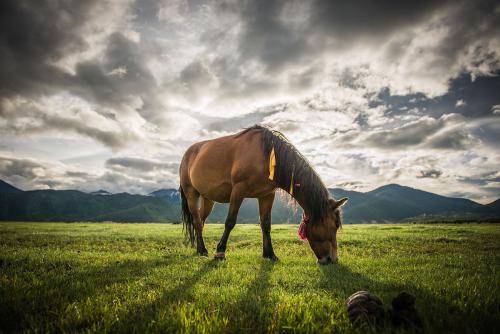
<box><xmin>259</xmin><ymin>192</ymin><xmax>278</xmax><ymax>261</ymax></box>
<box><xmin>214</xmin><ymin>187</ymin><xmax>243</xmax><ymax>260</ymax></box>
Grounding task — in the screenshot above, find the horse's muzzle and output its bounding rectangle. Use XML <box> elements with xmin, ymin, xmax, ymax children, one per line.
<box><xmin>318</xmin><ymin>255</ymin><xmax>338</xmax><ymax>265</ymax></box>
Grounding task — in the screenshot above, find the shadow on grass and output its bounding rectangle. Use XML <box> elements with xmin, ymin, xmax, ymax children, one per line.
<box><xmin>227</xmin><ymin>259</ymin><xmax>275</xmax><ymax>333</ymax></box>
<box><xmin>4</xmin><ymin>253</ymin><xmax>497</xmax><ymax>333</ymax></box>
<box><xmin>318</xmin><ymin>264</ymin><xmax>499</xmax><ymax>334</ymax></box>
<box><xmin>112</xmin><ymin>258</ymin><xmax>220</xmax><ymax>332</ymax></box>
<box><xmin>113</xmin><ymin>257</ymin><xmax>276</xmax><ymax>333</ymax></box>
<box><xmin>0</xmin><ymin>256</ymin><xmax>175</xmax><ymax>333</ymax></box>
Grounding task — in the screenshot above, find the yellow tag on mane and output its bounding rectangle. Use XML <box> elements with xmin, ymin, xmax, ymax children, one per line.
<box><xmin>269</xmin><ymin>147</ymin><xmax>276</xmax><ymax>180</ymax></box>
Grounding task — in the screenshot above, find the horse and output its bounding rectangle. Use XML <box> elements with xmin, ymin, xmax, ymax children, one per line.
<box><xmin>179</xmin><ymin>125</ymin><xmax>348</xmax><ymax>264</ymax></box>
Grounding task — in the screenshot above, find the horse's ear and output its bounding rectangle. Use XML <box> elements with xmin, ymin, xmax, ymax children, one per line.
<box><xmin>336</xmin><ymin>197</ymin><xmax>348</xmax><ymax>208</ymax></box>
<box><xmin>329</xmin><ymin>197</ymin><xmax>348</xmax><ymax>209</ymax></box>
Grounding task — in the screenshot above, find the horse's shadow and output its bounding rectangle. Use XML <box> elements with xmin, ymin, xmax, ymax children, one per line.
<box><xmin>228</xmin><ymin>259</ymin><xmax>275</xmax><ymax>333</ymax></box>
<box><xmin>112</xmin><ymin>257</ymin><xmax>221</xmax><ymax>332</ymax></box>
<box><xmin>114</xmin><ymin>256</ymin><xmax>276</xmax><ymax>333</ymax></box>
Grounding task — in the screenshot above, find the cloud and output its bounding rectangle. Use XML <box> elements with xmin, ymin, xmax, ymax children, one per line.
<box><xmin>0</xmin><ymin>154</ymin><xmax>179</xmax><ymax>194</ymax></box>
<box><xmin>332</xmin><ymin>113</ymin><xmax>480</xmax><ymax>151</ymax></box>
<box><xmin>0</xmin><ymin>95</ymin><xmax>140</xmax><ymax>149</ymax></box>
<box><xmin>205</xmin><ymin>0</ymin><xmax>500</xmax><ymax>99</ymax></box>
<box><xmin>492</xmin><ymin>104</ymin><xmax>500</xmax><ymax>114</ymax></box>
<box><xmin>105</xmin><ymin>156</ymin><xmax>179</xmax><ymax>187</ymax></box>
<box><xmin>0</xmin><ymin>156</ymin><xmax>45</xmax><ymax>180</ymax></box>
<box><xmin>2</xmin><ymin>0</ymin><xmax>499</xmax><ymax>114</ymax></box>
<box><xmin>417</xmin><ymin>169</ymin><xmax>443</xmax><ymax>179</ymax></box>
<box><xmin>457</xmin><ymin>171</ymin><xmax>500</xmax><ymax>186</ymax></box>
<box><xmin>0</xmin><ymin>0</ymin><xmax>134</xmax><ymax>100</ymax></box>
<box><xmin>70</xmin><ymin>32</ymin><xmax>159</xmax><ymax>117</ymax></box>
<box><xmin>106</xmin><ymin>157</ymin><xmax>179</xmax><ymax>173</ymax></box>
<box><xmin>0</xmin><ymin>155</ymin><xmax>94</xmax><ymax>191</ymax></box>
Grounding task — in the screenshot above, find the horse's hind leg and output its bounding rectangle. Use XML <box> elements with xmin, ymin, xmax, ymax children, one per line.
<box><xmin>200</xmin><ymin>197</ymin><xmax>214</xmax><ymax>226</ymax></box>
<box><xmin>186</xmin><ymin>190</ymin><xmax>208</xmax><ymax>256</ymax></box>
<box><xmin>215</xmin><ymin>186</ymin><xmax>244</xmax><ymax>259</ymax></box>
<box><xmin>259</xmin><ymin>192</ymin><xmax>278</xmax><ymax>261</ymax></box>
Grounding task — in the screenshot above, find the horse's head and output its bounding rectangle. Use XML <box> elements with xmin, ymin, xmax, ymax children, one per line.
<box><xmin>307</xmin><ymin>197</ymin><xmax>348</xmax><ymax>265</ymax></box>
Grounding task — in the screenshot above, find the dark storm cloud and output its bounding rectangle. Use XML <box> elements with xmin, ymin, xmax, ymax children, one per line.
<box><xmin>2</xmin><ymin>0</ymin><xmax>497</xmax><ymax>116</ymax></box>
<box><xmin>228</xmin><ymin>0</ymin><xmax>447</xmax><ymax>71</ymax></box>
<box><xmin>235</xmin><ymin>1</ymin><xmax>309</xmax><ymax>71</ymax></box>
<box><xmin>0</xmin><ymin>0</ymin><xmax>96</xmax><ymax>98</ymax></box>
<box><xmin>432</xmin><ymin>0</ymin><xmax>500</xmax><ymax>70</ymax></box>
<box><xmin>204</xmin><ymin>0</ymin><xmax>500</xmax><ymax>112</ymax></box>
<box><xmin>71</xmin><ymin>32</ymin><xmax>158</xmax><ymax>115</ymax></box>
<box><xmin>310</xmin><ymin>1</ymin><xmax>444</xmax><ymax>38</ymax></box>
<box><xmin>0</xmin><ymin>1</ymin><xmax>159</xmax><ymax>121</ymax></box>
<box><xmin>0</xmin><ymin>0</ymin><xmax>164</xmax><ymax>149</ymax></box>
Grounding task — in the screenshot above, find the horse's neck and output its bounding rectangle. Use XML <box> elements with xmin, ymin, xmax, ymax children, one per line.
<box><xmin>288</xmin><ymin>189</ymin><xmax>312</xmax><ymax>217</ymax></box>
<box><xmin>287</xmin><ymin>184</ymin><xmax>330</xmax><ymax>220</ymax></box>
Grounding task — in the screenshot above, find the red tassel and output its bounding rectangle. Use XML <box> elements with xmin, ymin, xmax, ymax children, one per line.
<box><xmin>298</xmin><ymin>212</ymin><xmax>309</xmax><ymax>240</ymax></box>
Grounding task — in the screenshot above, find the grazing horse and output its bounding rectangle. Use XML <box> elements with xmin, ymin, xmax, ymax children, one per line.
<box><xmin>179</xmin><ymin>125</ymin><xmax>348</xmax><ymax>264</ymax></box>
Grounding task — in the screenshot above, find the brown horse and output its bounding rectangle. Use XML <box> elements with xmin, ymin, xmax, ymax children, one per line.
<box><xmin>179</xmin><ymin>125</ymin><xmax>348</xmax><ymax>264</ymax></box>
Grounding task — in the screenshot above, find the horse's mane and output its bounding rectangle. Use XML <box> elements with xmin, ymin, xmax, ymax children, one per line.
<box><xmin>237</xmin><ymin>125</ymin><xmax>331</xmax><ymax>226</ymax></box>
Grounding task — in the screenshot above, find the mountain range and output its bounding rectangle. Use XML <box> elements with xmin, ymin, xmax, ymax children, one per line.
<box><xmin>0</xmin><ymin>179</ymin><xmax>498</xmax><ymax>224</ymax></box>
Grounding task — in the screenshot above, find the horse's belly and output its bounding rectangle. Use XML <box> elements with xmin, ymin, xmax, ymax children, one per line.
<box><xmin>196</xmin><ymin>182</ymin><xmax>232</xmax><ymax>203</ymax></box>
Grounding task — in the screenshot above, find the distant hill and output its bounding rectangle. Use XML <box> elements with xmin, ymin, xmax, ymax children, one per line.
<box><xmin>0</xmin><ymin>180</ymin><xmax>498</xmax><ymax>223</ymax></box>
<box><xmin>332</xmin><ymin>184</ymin><xmax>486</xmax><ymax>223</ymax></box>
<box><xmin>0</xmin><ymin>187</ymin><xmax>180</xmax><ymax>223</ymax></box>
<box><xmin>0</xmin><ymin>180</ymin><xmax>22</xmax><ymax>193</ymax></box>
<box><xmin>484</xmin><ymin>199</ymin><xmax>500</xmax><ymax>211</ymax></box>
<box><xmin>149</xmin><ymin>189</ymin><xmax>180</xmax><ymax>202</ymax></box>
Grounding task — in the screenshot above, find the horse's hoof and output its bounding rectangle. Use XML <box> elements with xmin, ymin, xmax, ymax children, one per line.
<box><xmin>198</xmin><ymin>251</ymin><xmax>208</xmax><ymax>257</ymax></box>
<box><xmin>214</xmin><ymin>252</ymin><xmax>226</xmax><ymax>260</ymax></box>
<box><xmin>264</xmin><ymin>254</ymin><xmax>279</xmax><ymax>262</ymax></box>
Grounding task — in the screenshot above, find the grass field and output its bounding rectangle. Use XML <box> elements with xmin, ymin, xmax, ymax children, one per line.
<box><xmin>0</xmin><ymin>222</ymin><xmax>499</xmax><ymax>333</ymax></box>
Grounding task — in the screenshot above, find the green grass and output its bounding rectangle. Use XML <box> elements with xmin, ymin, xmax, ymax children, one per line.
<box><xmin>0</xmin><ymin>223</ymin><xmax>499</xmax><ymax>333</ymax></box>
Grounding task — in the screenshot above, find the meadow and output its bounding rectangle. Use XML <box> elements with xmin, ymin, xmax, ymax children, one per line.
<box><xmin>0</xmin><ymin>222</ymin><xmax>499</xmax><ymax>333</ymax></box>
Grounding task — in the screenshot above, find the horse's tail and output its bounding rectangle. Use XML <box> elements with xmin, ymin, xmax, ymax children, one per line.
<box><xmin>180</xmin><ymin>186</ymin><xmax>195</xmax><ymax>246</ymax></box>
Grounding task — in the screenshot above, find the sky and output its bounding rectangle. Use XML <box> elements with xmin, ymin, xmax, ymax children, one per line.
<box><xmin>0</xmin><ymin>0</ymin><xmax>499</xmax><ymax>203</ymax></box>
